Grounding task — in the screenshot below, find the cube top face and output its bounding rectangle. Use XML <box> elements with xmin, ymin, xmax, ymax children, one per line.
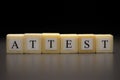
<box><xmin>61</xmin><ymin>34</ymin><xmax>78</xmax><ymax>36</ymax></box>
<box><xmin>7</xmin><ymin>34</ymin><xmax>24</xmax><ymax>38</ymax></box>
<box><xmin>42</xmin><ymin>33</ymin><xmax>60</xmax><ymax>38</ymax></box>
<box><xmin>7</xmin><ymin>34</ymin><xmax>24</xmax><ymax>53</ymax></box>
<box><xmin>61</xmin><ymin>34</ymin><xmax>78</xmax><ymax>53</ymax></box>
<box><xmin>24</xmin><ymin>33</ymin><xmax>42</xmax><ymax>36</ymax></box>
<box><xmin>78</xmin><ymin>34</ymin><xmax>94</xmax><ymax>37</ymax></box>
<box><xmin>95</xmin><ymin>34</ymin><xmax>112</xmax><ymax>37</ymax></box>
<box><xmin>24</xmin><ymin>34</ymin><xmax>42</xmax><ymax>53</ymax></box>
<box><xmin>42</xmin><ymin>33</ymin><xmax>60</xmax><ymax>36</ymax></box>
<box><xmin>42</xmin><ymin>33</ymin><xmax>60</xmax><ymax>53</ymax></box>
<box><xmin>96</xmin><ymin>34</ymin><xmax>113</xmax><ymax>53</ymax></box>
<box><xmin>78</xmin><ymin>34</ymin><xmax>96</xmax><ymax>53</ymax></box>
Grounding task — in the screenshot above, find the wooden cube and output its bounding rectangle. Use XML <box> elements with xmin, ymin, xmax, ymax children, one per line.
<box><xmin>78</xmin><ymin>34</ymin><xmax>96</xmax><ymax>53</ymax></box>
<box><xmin>96</xmin><ymin>34</ymin><xmax>113</xmax><ymax>53</ymax></box>
<box><xmin>42</xmin><ymin>33</ymin><xmax>60</xmax><ymax>53</ymax></box>
<box><xmin>24</xmin><ymin>33</ymin><xmax>42</xmax><ymax>53</ymax></box>
<box><xmin>7</xmin><ymin>34</ymin><xmax>24</xmax><ymax>53</ymax></box>
<box><xmin>60</xmin><ymin>34</ymin><xmax>78</xmax><ymax>53</ymax></box>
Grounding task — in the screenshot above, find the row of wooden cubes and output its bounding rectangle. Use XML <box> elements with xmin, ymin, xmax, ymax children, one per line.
<box><xmin>6</xmin><ymin>33</ymin><xmax>113</xmax><ymax>53</ymax></box>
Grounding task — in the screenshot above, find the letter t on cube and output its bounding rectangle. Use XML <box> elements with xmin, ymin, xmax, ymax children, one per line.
<box><xmin>42</xmin><ymin>33</ymin><xmax>60</xmax><ymax>53</ymax></box>
<box><xmin>24</xmin><ymin>33</ymin><xmax>42</xmax><ymax>53</ymax></box>
<box><xmin>96</xmin><ymin>34</ymin><xmax>113</xmax><ymax>53</ymax></box>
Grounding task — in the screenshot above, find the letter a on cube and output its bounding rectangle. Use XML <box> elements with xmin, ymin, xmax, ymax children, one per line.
<box><xmin>7</xmin><ymin>34</ymin><xmax>24</xmax><ymax>53</ymax></box>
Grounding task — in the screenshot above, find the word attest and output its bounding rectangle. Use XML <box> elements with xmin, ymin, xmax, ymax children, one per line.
<box><xmin>6</xmin><ymin>33</ymin><xmax>113</xmax><ymax>53</ymax></box>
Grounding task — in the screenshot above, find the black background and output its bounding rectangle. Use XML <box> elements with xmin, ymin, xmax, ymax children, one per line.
<box><xmin>0</xmin><ymin>1</ymin><xmax>119</xmax><ymax>37</ymax></box>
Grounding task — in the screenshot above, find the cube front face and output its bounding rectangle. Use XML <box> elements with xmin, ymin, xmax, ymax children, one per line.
<box><xmin>96</xmin><ymin>35</ymin><xmax>113</xmax><ymax>52</ymax></box>
<box><xmin>61</xmin><ymin>34</ymin><xmax>78</xmax><ymax>53</ymax></box>
<box><xmin>42</xmin><ymin>33</ymin><xmax>60</xmax><ymax>53</ymax></box>
<box><xmin>24</xmin><ymin>34</ymin><xmax>42</xmax><ymax>53</ymax></box>
<box><xmin>78</xmin><ymin>34</ymin><xmax>96</xmax><ymax>53</ymax></box>
<box><xmin>7</xmin><ymin>34</ymin><xmax>24</xmax><ymax>53</ymax></box>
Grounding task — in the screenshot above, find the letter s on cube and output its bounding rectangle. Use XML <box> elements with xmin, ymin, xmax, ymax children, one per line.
<box><xmin>78</xmin><ymin>34</ymin><xmax>96</xmax><ymax>53</ymax></box>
